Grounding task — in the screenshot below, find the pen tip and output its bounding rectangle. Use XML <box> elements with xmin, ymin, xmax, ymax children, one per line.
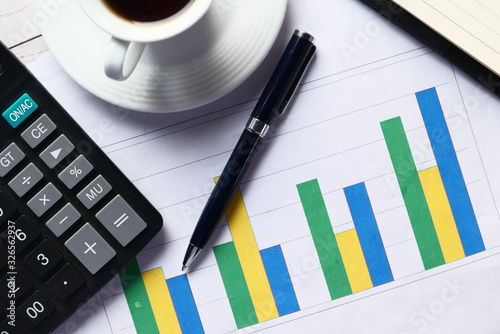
<box><xmin>182</xmin><ymin>265</ymin><xmax>187</xmax><ymax>271</ymax></box>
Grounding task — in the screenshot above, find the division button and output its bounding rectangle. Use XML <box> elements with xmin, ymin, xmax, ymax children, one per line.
<box><xmin>27</xmin><ymin>183</ymin><xmax>62</xmax><ymax>217</ymax></box>
<box><xmin>77</xmin><ymin>175</ymin><xmax>112</xmax><ymax>209</ymax></box>
<box><xmin>58</xmin><ymin>155</ymin><xmax>93</xmax><ymax>189</ymax></box>
<box><xmin>65</xmin><ymin>223</ymin><xmax>116</xmax><ymax>274</ymax></box>
<box><xmin>39</xmin><ymin>134</ymin><xmax>75</xmax><ymax>169</ymax></box>
<box><xmin>0</xmin><ymin>142</ymin><xmax>25</xmax><ymax>177</ymax></box>
<box><xmin>46</xmin><ymin>203</ymin><xmax>81</xmax><ymax>237</ymax></box>
<box><xmin>8</xmin><ymin>162</ymin><xmax>43</xmax><ymax>197</ymax></box>
<box><xmin>21</xmin><ymin>114</ymin><xmax>57</xmax><ymax>148</ymax></box>
<box><xmin>96</xmin><ymin>195</ymin><xmax>147</xmax><ymax>246</ymax></box>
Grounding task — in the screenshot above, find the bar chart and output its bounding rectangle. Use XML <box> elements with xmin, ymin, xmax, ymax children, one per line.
<box><xmin>96</xmin><ymin>48</ymin><xmax>500</xmax><ymax>332</ymax></box>
<box><xmin>114</xmin><ymin>86</ymin><xmax>493</xmax><ymax>333</ymax></box>
<box><xmin>213</xmin><ymin>187</ymin><xmax>300</xmax><ymax>329</ymax></box>
<box><xmin>296</xmin><ymin>87</ymin><xmax>485</xmax><ymax>302</ymax></box>
<box><xmin>119</xmin><ymin>259</ymin><xmax>204</xmax><ymax>334</ymax></box>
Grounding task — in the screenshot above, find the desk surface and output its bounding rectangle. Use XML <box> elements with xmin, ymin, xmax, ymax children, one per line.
<box><xmin>1</xmin><ymin>0</ymin><xmax>48</xmax><ymax>64</ymax></box>
<box><xmin>3</xmin><ymin>2</ymin><xmax>500</xmax><ymax>333</ymax></box>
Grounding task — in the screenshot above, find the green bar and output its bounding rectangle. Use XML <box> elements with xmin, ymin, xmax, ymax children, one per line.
<box><xmin>119</xmin><ymin>258</ymin><xmax>159</xmax><ymax>334</ymax></box>
<box><xmin>380</xmin><ymin>117</ymin><xmax>444</xmax><ymax>269</ymax></box>
<box><xmin>297</xmin><ymin>179</ymin><xmax>352</xmax><ymax>300</ymax></box>
<box><xmin>213</xmin><ymin>241</ymin><xmax>258</xmax><ymax>329</ymax></box>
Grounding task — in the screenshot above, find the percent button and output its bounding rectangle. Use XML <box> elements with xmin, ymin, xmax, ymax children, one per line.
<box><xmin>59</xmin><ymin>155</ymin><xmax>94</xmax><ymax>189</ymax></box>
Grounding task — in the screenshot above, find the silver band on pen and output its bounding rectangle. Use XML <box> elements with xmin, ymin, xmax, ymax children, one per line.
<box><xmin>246</xmin><ymin>117</ymin><xmax>270</xmax><ymax>138</ymax></box>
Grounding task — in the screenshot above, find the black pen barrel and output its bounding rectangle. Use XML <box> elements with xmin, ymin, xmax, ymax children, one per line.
<box><xmin>190</xmin><ymin>130</ymin><xmax>262</xmax><ymax>248</ymax></box>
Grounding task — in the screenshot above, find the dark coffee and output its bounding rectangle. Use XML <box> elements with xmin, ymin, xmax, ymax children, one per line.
<box><xmin>104</xmin><ymin>0</ymin><xmax>193</xmax><ymax>22</ymax></box>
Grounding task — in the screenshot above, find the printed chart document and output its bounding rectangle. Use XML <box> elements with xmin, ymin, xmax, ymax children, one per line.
<box><xmin>393</xmin><ymin>0</ymin><xmax>500</xmax><ymax>76</ymax></box>
<box><xmin>30</xmin><ymin>0</ymin><xmax>500</xmax><ymax>333</ymax></box>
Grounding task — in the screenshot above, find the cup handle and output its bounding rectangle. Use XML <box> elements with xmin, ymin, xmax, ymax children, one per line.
<box><xmin>104</xmin><ymin>37</ymin><xmax>147</xmax><ymax>81</ymax></box>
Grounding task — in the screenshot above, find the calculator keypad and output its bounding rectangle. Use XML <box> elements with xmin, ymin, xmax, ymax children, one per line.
<box><xmin>0</xmin><ymin>44</ymin><xmax>162</xmax><ymax>333</ymax></box>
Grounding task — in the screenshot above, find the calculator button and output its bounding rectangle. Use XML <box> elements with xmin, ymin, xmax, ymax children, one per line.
<box><xmin>21</xmin><ymin>114</ymin><xmax>57</xmax><ymax>149</ymax></box>
<box><xmin>46</xmin><ymin>203</ymin><xmax>81</xmax><ymax>237</ymax></box>
<box><xmin>77</xmin><ymin>175</ymin><xmax>112</xmax><ymax>209</ymax></box>
<box><xmin>58</xmin><ymin>155</ymin><xmax>94</xmax><ymax>189</ymax></box>
<box><xmin>24</xmin><ymin>240</ymin><xmax>63</xmax><ymax>278</ymax></box>
<box><xmin>0</xmin><ymin>191</ymin><xmax>16</xmax><ymax>225</ymax></box>
<box><xmin>2</xmin><ymin>93</ymin><xmax>38</xmax><ymax>129</ymax></box>
<box><xmin>39</xmin><ymin>134</ymin><xmax>75</xmax><ymax>169</ymax></box>
<box><xmin>27</xmin><ymin>183</ymin><xmax>62</xmax><ymax>217</ymax></box>
<box><xmin>96</xmin><ymin>195</ymin><xmax>147</xmax><ymax>247</ymax></box>
<box><xmin>1</xmin><ymin>216</ymin><xmax>40</xmax><ymax>254</ymax></box>
<box><xmin>47</xmin><ymin>264</ymin><xmax>85</xmax><ymax>300</ymax></box>
<box><xmin>0</xmin><ymin>269</ymin><xmax>33</xmax><ymax>302</ymax></box>
<box><xmin>18</xmin><ymin>291</ymin><xmax>55</xmax><ymax>328</ymax></box>
<box><xmin>65</xmin><ymin>223</ymin><xmax>116</xmax><ymax>274</ymax></box>
<box><xmin>0</xmin><ymin>143</ymin><xmax>25</xmax><ymax>177</ymax></box>
<box><xmin>8</xmin><ymin>163</ymin><xmax>43</xmax><ymax>197</ymax></box>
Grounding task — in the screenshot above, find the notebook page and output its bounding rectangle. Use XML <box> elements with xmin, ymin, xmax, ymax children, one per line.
<box><xmin>393</xmin><ymin>0</ymin><xmax>500</xmax><ymax>76</ymax></box>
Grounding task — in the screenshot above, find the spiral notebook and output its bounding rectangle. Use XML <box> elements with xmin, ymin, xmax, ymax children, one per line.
<box><xmin>361</xmin><ymin>0</ymin><xmax>500</xmax><ymax>97</ymax></box>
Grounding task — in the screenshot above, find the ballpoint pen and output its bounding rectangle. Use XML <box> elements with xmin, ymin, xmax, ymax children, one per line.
<box><xmin>182</xmin><ymin>29</ymin><xmax>316</xmax><ymax>270</ymax></box>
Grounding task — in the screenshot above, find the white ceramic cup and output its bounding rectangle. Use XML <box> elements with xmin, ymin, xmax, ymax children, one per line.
<box><xmin>78</xmin><ymin>0</ymin><xmax>213</xmax><ymax>81</ymax></box>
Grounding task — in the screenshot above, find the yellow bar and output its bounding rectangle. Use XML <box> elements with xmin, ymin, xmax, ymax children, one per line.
<box><xmin>336</xmin><ymin>229</ymin><xmax>373</xmax><ymax>293</ymax></box>
<box><xmin>225</xmin><ymin>187</ymin><xmax>279</xmax><ymax>322</ymax></box>
<box><xmin>142</xmin><ymin>268</ymin><xmax>182</xmax><ymax>334</ymax></box>
<box><xmin>419</xmin><ymin>166</ymin><xmax>465</xmax><ymax>263</ymax></box>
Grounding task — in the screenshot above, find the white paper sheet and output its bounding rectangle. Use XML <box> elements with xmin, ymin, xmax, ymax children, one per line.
<box><xmin>29</xmin><ymin>0</ymin><xmax>500</xmax><ymax>333</ymax></box>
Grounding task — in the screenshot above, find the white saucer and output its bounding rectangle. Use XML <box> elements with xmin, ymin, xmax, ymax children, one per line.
<box><xmin>38</xmin><ymin>0</ymin><xmax>287</xmax><ymax>112</ymax></box>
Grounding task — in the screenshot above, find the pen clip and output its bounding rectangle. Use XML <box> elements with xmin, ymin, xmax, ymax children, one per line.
<box><xmin>277</xmin><ymin>31</ymin><xmax>316</xmax><ymax>115</ymax></box>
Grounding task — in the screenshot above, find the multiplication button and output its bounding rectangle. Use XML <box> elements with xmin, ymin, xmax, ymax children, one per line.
<box><xmin>65</xmin><ymin>223</ymin><xmax>116</xmax><ymax>274</ymax></box>
<box><xmin>27</xmin><ymin>183</ymin><xmax>62</xmax><ymax>217</ymax></box>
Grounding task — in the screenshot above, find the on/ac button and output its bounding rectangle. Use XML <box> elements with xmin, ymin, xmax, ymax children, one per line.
<box><xmin>2</xmin><ymin>93</ymin><xmax>38</xmax><ymax>128</ymax></box>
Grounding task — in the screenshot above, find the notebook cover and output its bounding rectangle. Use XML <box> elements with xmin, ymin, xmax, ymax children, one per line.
<box><xmin>360</xmin><ymin>0</ymin><xmax>500</xmax><ymax>98</ymax></box>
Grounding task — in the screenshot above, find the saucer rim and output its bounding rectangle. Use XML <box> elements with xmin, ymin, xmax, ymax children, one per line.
<box><xmin>38</xmin><ymin>0</ymin><xmax>288</xmax><ymax>113</ymax></box>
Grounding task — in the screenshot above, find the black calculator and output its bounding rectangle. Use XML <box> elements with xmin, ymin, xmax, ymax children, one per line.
<box><xmin>0</xmin><ymin>42</ymin><xmax>163</xmax><ymax>333</ymax></box>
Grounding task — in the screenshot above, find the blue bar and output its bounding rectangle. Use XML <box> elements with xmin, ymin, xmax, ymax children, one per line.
<box><xmin>344</xmin><ymin>183</ymin><xmax>394</xmax><ymax>286</ymax></box>
<box><xmin>166</xmin><ymin>275</ymin><xmax>204</xmax><ymax>334</ymax></box>
<box><xmin>416</xmin><ymin>88</ymin><xmax>485</xmax><ymax>256</ymax></box>
<box><xmin>260</xmin><ymin>246</ymin><xmax>300</xmax><ymax>316</ymax></box>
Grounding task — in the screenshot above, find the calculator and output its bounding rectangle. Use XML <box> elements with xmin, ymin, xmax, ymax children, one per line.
<box><xmin>0</xmin><ymin>42</ymin><xmax>163</xmax><ymax>333</ymax></box>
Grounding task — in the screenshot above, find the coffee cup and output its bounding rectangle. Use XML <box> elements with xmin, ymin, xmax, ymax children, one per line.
<box><xmin>78</xmin><ymin>0</ymin><xmax>213</xmax><ymax>81</ymax></box>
